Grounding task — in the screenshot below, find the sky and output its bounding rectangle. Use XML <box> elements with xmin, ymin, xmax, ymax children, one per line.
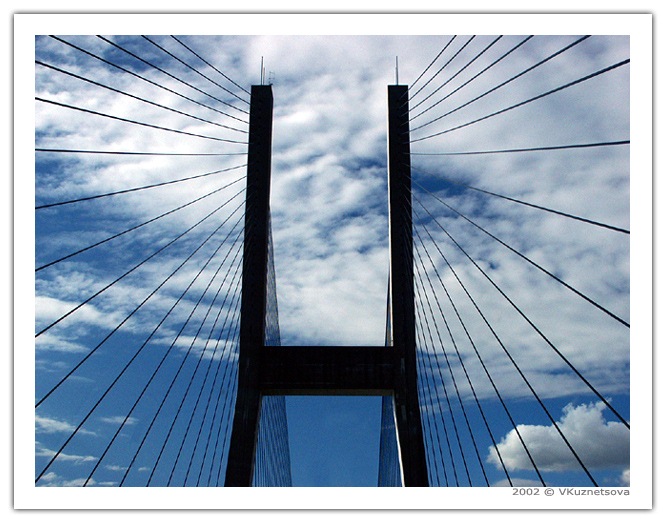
<box><xmin>21</xmin><ymin>14</ymin><xmax>648</xmax><ymax>502</ymax></box>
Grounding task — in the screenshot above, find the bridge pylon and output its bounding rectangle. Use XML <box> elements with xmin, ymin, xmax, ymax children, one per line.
<box><xmin>224</xmin><ymin>84</ymin><xmax>429</xmax><ymax>487</ymax></box>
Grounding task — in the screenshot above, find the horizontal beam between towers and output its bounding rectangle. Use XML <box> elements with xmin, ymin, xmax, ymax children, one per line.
<box><xmin>258</xmin><ymin>346</ymin><xmax>398</xmax><ymax>395</ymax></box>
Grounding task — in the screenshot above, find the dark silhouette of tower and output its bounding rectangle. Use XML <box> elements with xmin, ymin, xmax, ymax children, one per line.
<box><xmin>225</xmin><ymin>84</ymin><xmax>428</xmax><ymax>487</ymax></box>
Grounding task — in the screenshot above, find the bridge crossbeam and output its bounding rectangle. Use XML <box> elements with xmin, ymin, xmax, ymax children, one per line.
<box><xmin>258</xmin><ymin>345</ymin><xmax>397</xmax><ymax>396</ymax></box>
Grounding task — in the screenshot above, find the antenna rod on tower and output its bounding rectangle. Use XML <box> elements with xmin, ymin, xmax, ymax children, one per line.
<box><xmin>395</xmin><ymin>56</ymin><xmax>399</xmax><ymax>85</ymax></box>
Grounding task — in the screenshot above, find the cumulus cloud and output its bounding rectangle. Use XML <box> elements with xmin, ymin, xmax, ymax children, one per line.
<box><xmin>487</xmin><ymin>402</ymin><xmax>629</xmax><ymax>473</ymax></box>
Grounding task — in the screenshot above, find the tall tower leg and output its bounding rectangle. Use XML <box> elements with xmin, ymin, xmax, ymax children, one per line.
<box><xmin>387</xmin><ymin>85</ymin><xmax>429</xmax><ymax>487</ymax></box>
<box><xmin>225</xmin><ymin>85</ymin><xmax>274</xmax><ymax>487</ymax></box>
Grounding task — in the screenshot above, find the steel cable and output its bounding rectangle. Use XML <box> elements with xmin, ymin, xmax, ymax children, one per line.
<box><xmin>82</xmin><ymin>221</ymin><xmax>244</xmax><ymax>486</ymax></box>
<box><xmin>410</xmin><ymin>35</ymin><xmax>592</xmax><ymax>134</ymax></box>
<box><xmin>413</xmin><ymin>179</ymin><xmax>630</xmax><ymax>326</ymax></box>
<box><xmin>47</xmin><ymin>35</ymin><xmax>248</xmax><ymax>126</ymax></box>
<box><xmin>36</xmin><ymin>164</ymin><xmax>247</xmax><ymax>210</ymax></box>
<box><xmin>412</xmin><ymin>56</ymin><xmax>628</xmax><ymax>143</ymax></box>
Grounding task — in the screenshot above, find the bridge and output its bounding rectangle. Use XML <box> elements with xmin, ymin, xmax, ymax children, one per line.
<box><xmin>33</xmin><ymin>34</ymin><xmax>631</xmax><ymax>488</ymax></box>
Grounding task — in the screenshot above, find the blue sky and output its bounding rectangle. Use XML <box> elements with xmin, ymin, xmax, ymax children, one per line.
<box><xmin>18</xmin><ymin>12</ymin><xmax>651</xmax><ymax>507</ymax></box>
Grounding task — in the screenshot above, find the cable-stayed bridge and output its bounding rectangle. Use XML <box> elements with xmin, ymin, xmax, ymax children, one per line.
<box><xmin>33</xmin><ymin>34</ymin><xmax>630</xmax><ymax>488</ymax></box>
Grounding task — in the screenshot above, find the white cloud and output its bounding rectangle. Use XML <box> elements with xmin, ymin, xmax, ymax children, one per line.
<box><xmin>37</xmin><ymin>472</ymin><xmax>113</xmax><ymax>487</ymax></box>
<box><xmin>104</xmin><ymin>464</ymin><xmax>129</xmax><ymax>472</ymax></box>
<box><xmin>487</xmin><ymin>402</ymin><xmax>629</xmax><ymax>473</ymax></box>
<box><xmin>36</xmin><ymin>415</ymin><xmax>96</xmax><ymax>436</ymax></box>
<box><xmin>100</xmin><ymin>415</ymin><xmax>138</xmax><ymax>426</ymax></box>
<box><xmin>620</xmin><ymin>468</ymin><xmax>630</xmax><ymax>486</ymax></box>
<box><xmin>491</xmin><ymin>478</ymin><xmax>543</xmax><ymax>487</ymax></box>
<box><xmin>35</xmin><ymin>331</ymin><xmax>90</xmax><ymax>354</ymax></box>
<box><xmin>150</xmin><ymin>333</ymin><xmax>240</xmax><ymax>361</ymax></box>
<box><xmin>35</xmin><ymin>295</ymin><xmax>124</xmax><ymax>332</ymax></box>
<box><xmin>36</xmin><ymin>441</ymin><xmax>97</xmax><ymax>463</ymax></box>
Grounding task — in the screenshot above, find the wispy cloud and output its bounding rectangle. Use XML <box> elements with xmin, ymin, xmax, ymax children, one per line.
<box><xmin>37</xmin><ymin>471</ymin><xmax>114</xmax><ymax>487</ymax></box>
<box><xmin>99</xmin><ymin>415</ymin><xmax>138</xmax><ymax>426</ymax></box>
<box><xmin>36</xmin><ymin>441</ymin><xmax>97</xmax><ymax>463</ymax></box>
<box><xmin>36</xmin><ymin>415</ymin><xmax>96</xmax><ymax>436</ymax></box>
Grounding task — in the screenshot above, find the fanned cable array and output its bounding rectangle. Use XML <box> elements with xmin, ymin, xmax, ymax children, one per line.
<box><xmin>253</xmin><ymin>220</ymin><xmax>292</xmax><ymax>487</ymax></box>
<box><xmin>378</xmin><ymin>283</ymin><xmax>401</xmax><ymax>486</ymax></box>
<box><xmin>402</xmin><ymin>35</ymin><xmax>630</xmax><ymax>487</ymax></box>
<box><xmin>34</xmin><ymin>35</ymin><xmax>289</xmax><ymax>487</ymax></box>
<box><xmin>34</xmin><ymin>34</ymin><xmax>630</xmax><ymax>488</ymax></box>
